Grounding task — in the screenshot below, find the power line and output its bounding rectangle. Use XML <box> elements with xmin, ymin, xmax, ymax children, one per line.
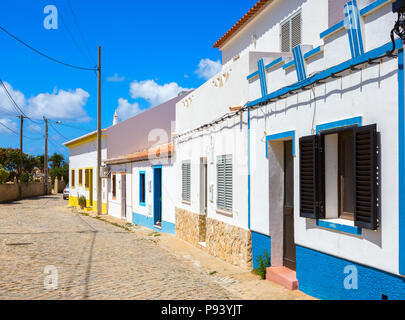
<box><xmin>52</xmin><ymin>122</ymin><xmax>94</xmax><ymax>133</ymax></box>
<box><xmin>0</xmin><ymin>25</ymin><xmax>97</xmax><ymax>71</ymax></box>
<box><xmin>49</xmin><ymin>123</ymin><xmax>70</xmax><ymax>141</ymax></box>
<box><xmin>0</xmin><ymin>119</ymin><xmax>42</xmax><ymax>140</ymax></box>
<box><xmin>54</xmin><ymin>0</ymin><xmax>94</xmax><ymax>66</ymax></box>
<box><xmin>65</xmin><ymin>0</ymin><xmax>96</xmax><ymax>64</ymax></box>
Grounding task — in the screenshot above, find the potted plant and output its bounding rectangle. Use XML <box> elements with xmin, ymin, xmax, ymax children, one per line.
<box><xmin>78</xmin><ymin>195</ymin><xmax>86</xmax><ymax>209</ymax></box>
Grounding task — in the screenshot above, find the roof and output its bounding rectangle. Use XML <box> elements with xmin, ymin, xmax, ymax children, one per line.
<box><xmin>105</xmin><ymin>143</ymin><xmax>173</xmax><ymax>165</ymax></box>
<box><xmin>63</xmin><ymin>129</ymin><xmax>106</xmax><ymax>149</ymax></box>
<box><xmin>213</xmin><ymin>0</ymin><xmax>272</xmax><ymax>49</ymax></box>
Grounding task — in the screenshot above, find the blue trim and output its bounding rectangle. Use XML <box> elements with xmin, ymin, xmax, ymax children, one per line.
<box><xmin>247</xmin><ymin>39</ymin><xmax>403</xmax><ymax>108</ymax></box>
<box><xmin>257</xmin><ymin>59</ymin><xmax>268</xmax><ymax>97</ymax></box>
<box><xmin>297</xmin><ymin>245</ymin><xmax>405</xmax><ymax>300</ymax></box>
<box><xmin>153</xmin><ymin>165</ymin><xmax>162</xmax><ymax>226</ymax></box>
<box><xmin>320</xmin><ymin>0</ymin><xmax>392</xmax><ymax>39</ymax></box>
<box><xmin>282</xmin><ymin>60</ymin><xmax>295</xmax><ymax>70</ymax></box>
<box><xmin>304</xmin><ymin>46</ymin><xmax>323</xmax><ymax>60</ymax></box>
<box><xmin>139</xmin><ymin>171</ymin><xmax>146</xmax><ymax>207</ymax></box>
<box><xmin>247</xmin><ymin>70</ymin><xmax>259</xmax><ymax>81</ymax></box>
<box><xmin>265</xmin><ymin>56</ymin><xmax>284</xmax><ymax>71</ymax></box>
<box><xmin>399</xmin><ymin>48</ymin><xmax>405</xmax><ymax>275</ymax></box>
<box><xmin>252</xmin><ymin>231</ymin><xmax>271</xmax><ymax>270</ymax></box>
<box><xmin>345</xmin><ymin>1</ymin><xmax>364</xmax><ymax>59</ymax></box>
<box><xmin>292</xmin><ymin>45</ymin><xmax>307</xmax><ymax>81</ymax></box>
<box><xmin>316</xmin><ymin>116</ymin><xmax>362</xmax><ymax>134</ymax></box>
<box><xmin>248</xmin><ymin>109</ymin><xmax>251</xmax><ymax>230</ymax></box>
<box><xmin>265</xmin><ymin>130</ymin><xmax>296</xmax><ymax>158</ymax></box>
<box><xmin>317</xmin><ymin>220</ymin><xmax>362</xmax><ymax>236</ymax></box>
<box><xmin>132</xmin><ymin>212</ymin><xmax>175</xmax><ymax>235</ymax></box>
<box><xmin>360</xmin><ymin>0</ymin><xmax>392</xmax><ymax>16</ymax></box>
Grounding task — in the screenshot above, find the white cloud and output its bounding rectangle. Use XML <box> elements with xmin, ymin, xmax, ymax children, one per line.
<box><xmin>116</xmin><ymin>98</ymin><xmax>141</xmax><ymax>121</ymax></box>
<box><xmin>195</xmin><ymin>58</ymin><xmax>222</xmax><ymax>80</ymax></box>
<box><xmin>107</xmin><ymin>73</ymin><xmax>125</xmax><ymax>82</ymax></box>
<box><xmin>129</xmin><ymin>80</ymin><xmax>192</xmax><ymax>107</ymax></box>
<box><xmin>0</xmin><ymin>81</ymin><xmax>91</xmax><ymax>122</ymax></box>
<box><xmin>0</xmin><ymin>118</ymin><xmax>17</xmax><ymax>133</ymax></box>
<box><xmin>27</xmin><ymin>88</ymin><xmax>90</xmax><ymax>122</ymax></box>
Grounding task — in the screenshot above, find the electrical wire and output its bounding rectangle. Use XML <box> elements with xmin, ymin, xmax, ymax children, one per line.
<box><xmin>49</xmin><ymin>123</ymin><xmax>70</xmax><ymax>141</ymax></box>
<box><xmin>0</xmin><ymin>25</ymin><xmax>97</xmax><ymax>71</ymax></box>
<box><xmin>52</xmin><ymin>122</ymin><xmax>94</xmax><ymax>133</ymax></box>
<box><xmin>65</xmin><ymin>0</ymin><xmax>96</xmax><ymax>64</ymax></box>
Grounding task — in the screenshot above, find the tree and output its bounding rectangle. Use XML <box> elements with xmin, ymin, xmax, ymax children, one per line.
<box><xmin>49</xmin><ymin>153</ymin><xmax>64</xmax><ymax>169</ymax></box>
<box><xmin>0</xmin><ymin>164</ymin><xmax>9</xmax><ymax>184</ymax></box>
<box><xmin>49</xmin><ymin>163</ymin><xmax>69</xmax><ymax>182</ymax></box>
<box><xmin>36</xmin><ymin>155</ymin><xmax>45</xmax><ymax>172</ymax></box>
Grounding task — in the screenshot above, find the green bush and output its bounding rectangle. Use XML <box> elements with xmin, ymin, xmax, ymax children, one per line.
<box><xmin>0</xmin><ymin>164</ymin><xmax>9</xmax><ymax>184</ymax></box>
<box><xmin>78</xmin><ymin>195</ymin><xmax>87</xmax><ymax>209</ymax></box>
<box><xmin>254</xmin><ymin>250</ymin><xmax>270</xmax><ymax>280</ymax></box>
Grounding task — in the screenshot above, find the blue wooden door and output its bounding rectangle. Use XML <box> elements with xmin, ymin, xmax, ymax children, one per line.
<box><xmin>153</xmin><ymin>167</ymin><xmax>162</xmax><ymax>226</ymax></box>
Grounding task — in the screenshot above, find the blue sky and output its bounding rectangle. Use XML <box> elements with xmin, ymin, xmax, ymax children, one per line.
<box><xmin>0</xmin><ymin>0</ymin><xmax>257</xmax><ymax>159</ymax></box>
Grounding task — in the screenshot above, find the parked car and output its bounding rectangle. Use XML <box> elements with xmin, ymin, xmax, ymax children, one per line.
<box><xmin>63</xmin><ymin>184</ymin><xmax>70</xmax><ymax>200</ymax></box>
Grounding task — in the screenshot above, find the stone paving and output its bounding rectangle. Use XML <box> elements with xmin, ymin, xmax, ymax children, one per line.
<box><xmin>0</xmin><ymin>195</ymin><xmax>237</xmax><ymax>300</ymax></box>
<box><xmin>0</xmin><ymin>195</ymin><xmax>313</xmax><ymax>300</ymax></box>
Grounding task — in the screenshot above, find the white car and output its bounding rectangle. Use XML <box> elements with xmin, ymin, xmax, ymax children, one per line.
<box><xmin>63</xmin><ymin>184</ymin><xmax>70</xmax><ymax>200</ymax></box>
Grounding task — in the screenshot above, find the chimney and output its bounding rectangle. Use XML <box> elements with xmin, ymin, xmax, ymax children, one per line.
<box><xmin>113</xmin><ymin>110</ymin><xmax>119</xmax><ymax>126</ymax></box>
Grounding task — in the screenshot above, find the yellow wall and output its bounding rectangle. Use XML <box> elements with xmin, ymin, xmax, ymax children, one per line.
<box><xmin>69</xmin><ymin>195</ymin><xmax>107</xmax><ymax>214</ymax></box>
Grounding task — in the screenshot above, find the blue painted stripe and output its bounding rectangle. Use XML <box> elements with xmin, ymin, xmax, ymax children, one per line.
<box><xmin>317</xmin><ymin>220</ymin><xmax>362</xmax><ymax>236</ymax></box>
<box><xmin>399</xmin><ymin>48</ymin><xmax>405</xmax><ymax>276</ymax></box>
<box><xmin>132</xmin><ymin>212</ymin><xmax>175</xmax><ymax>235</ymax></box>
<box><xmin>320</xmin><ymin>20</ymin><xmax>345</xmax><ymax>39</ymax></box>
<box><xmin>265</xmin><ymin>56</ymin><xmax>283</xmax><ymax>71</ymax></box>
<box><xmin>247</xmin><ymin>70</ymin><xmax>259</xmax><ymax>81</ymax></box>
<box><xmin>248</xmin><ymin>109</ymin><xmax>251</xmax><ymax>230</ymax></box>
<box><xmin>304</xmin><ymin>46</ymin><xmax>323</xmax><ymax>60</ymax></box>
<box><xmin>316</xmin><ymin>116</ymin><xmax>362</xmax><ymax>134</ymax></box>
<box><xmin>252</xmin><ymin>231</ymin><xmax>271</xmax><ymax>270</ymax></box>
<box><xmin>247</xmin><ymin>38</ymin><xmax>402</xmax><ymax>108</ymax></box>
<box><xmin>266</xmin><ymin>130</ymin><xmax>296</xmax><ymax>158</ymax></box>
<box><xmin>257</xmin><ymin>59</ymin><xmax>268</xmax><ymax>97</ymax></box>
<box><xmin>360</xmin><ymin>0</ymin><xmax>392</xmax><ymax>16</ymax></box>
<box><xmin>283</xmin><ymin>60</ymin><xmax>295</xmax><ymax>70</ymax></box>
<box><xmin>345</xmin><ymin>1</ymin><xmax>364</xmax><ymax>59</ymax></box>
<box><xmin>293</xmin><ymin>46</ymin><xmax>307</xmax><ymax>81</ymax></box>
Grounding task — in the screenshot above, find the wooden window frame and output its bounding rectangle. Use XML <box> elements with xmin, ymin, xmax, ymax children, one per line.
<box><xmin>112</xmin><ymin>172</ymin><xmax>117</xmax><ymax>200</ymax></box>
<box><xmin>78</xmin><ymin>169</ymin><xmax>83</xmax><ymax>186</ymax></box>
<box><xmin>71</xmin><ymin>169</ymin><xmax>75</xmax><ymax>188</ymax></box>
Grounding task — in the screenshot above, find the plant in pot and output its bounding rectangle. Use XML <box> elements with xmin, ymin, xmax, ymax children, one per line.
<box><xmin>78</xmin><ymin>195</ymin><xmax>86</xmax><ymax>209</ymax></box>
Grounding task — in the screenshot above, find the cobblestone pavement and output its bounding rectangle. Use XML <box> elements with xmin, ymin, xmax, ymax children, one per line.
<box><xmin>0</xmin><ymin>195</ymin><xmax>239</xmax><ymax>300</ymax></box>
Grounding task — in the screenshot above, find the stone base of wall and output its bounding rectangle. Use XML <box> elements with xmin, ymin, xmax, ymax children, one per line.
<box><xmin>175</xmin><ymin>207</ymin><xmax>252</xmax><ymax>270</ymax></box>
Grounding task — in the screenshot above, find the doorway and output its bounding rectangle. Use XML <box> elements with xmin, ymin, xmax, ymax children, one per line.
<box><xmin>153</xmin><ymin>166</ymin><xmax>162</xmax><ymax>228</ymax></box>
<box><xmin>121</xmin><ymin>173</ymin><xmax>126</xmax><ymax>219</ymax></box>
<box><xmin>283</xmin><ymin>140</ymin><xmax>296</xmax><ymax>270</ymax></box>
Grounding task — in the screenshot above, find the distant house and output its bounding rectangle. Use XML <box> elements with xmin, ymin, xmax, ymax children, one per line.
<box><xmin>103</xmin><ymin>94</ymin><xmax>186</xmax><ymax>234</ymax></box>
<box><xmin>63</xmin><ymin>130</ymin><xmax>108</xmax><ymax>213</ymax></box>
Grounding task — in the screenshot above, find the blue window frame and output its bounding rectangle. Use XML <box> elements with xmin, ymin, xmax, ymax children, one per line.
<box><xmin>139</xmin><ymin>171</ymin><xmax>146</xmax><ymax>206</ymax></box>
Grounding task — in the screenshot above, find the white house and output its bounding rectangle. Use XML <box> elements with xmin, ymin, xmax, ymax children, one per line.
<box><xmin>103</xmin><ymin>95</ymin><xmax>185</xmax><ymax>234</ymax></box>
<box><xmin>64</xmin><ymin>130</ymin><xmax>108</xmax><ymax>214</ymax></box>
<box><xmin>176</xmin><ymin>0</ymin><xmax>405</xmax><ymax>299</ymax></box>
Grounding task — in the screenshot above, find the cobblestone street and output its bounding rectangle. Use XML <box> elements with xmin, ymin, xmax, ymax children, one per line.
<box><xmin>0</xmin><ymin>195</ymin><xmax>312</xmax><ymax>300</ymax></box>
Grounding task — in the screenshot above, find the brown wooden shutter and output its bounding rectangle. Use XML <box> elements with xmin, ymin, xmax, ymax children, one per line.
<box><xmin>299</xmin><ymin>135</ymin><xmax>325</xmax><ymax>219</ymax></box>
<box><xmin>354</xmin><ymin>124</ymin><xmax>378</xmax><ymax>230</ymax></box>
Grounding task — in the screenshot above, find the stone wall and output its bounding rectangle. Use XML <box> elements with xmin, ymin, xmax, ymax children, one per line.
<box><xmin>0</xmin><ymin>181</ymin><xmax>52</xmax><ymax>203</ymax></box>
<box><xmin>175</xmin><ymin>207</ymin><xmax>252</xmax><ymax>270</ymax></box>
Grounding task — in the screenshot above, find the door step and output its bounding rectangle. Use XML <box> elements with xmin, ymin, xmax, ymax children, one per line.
<box><xmin>266</xmin><ymin>266</ymin><xmax>298</xmax><ymax>290</ymax></box>
<box><xmin>198</xmin><ymin>241</ymin><xmax>207</xmax><ymax>248</ymax></box>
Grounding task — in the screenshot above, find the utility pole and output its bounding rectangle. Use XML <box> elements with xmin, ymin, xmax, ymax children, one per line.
<box><xmin>18</xmin><ymin>115</ymin><xmax>23</xmax><ymax>199</ymax></box>
<box><xmin>44</xmin><ymin>117</ymin><xmax>48</xmax><ymax>195</ymax></box>
<box><xmin>96</xmin><ymin>46</ymin><xmax>102</xmax><ymax>215</ymax></box>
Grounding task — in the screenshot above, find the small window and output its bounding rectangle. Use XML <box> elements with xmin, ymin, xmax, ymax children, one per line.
<box><xmin>78</xmin><ymin>169</ymin><xmax>83</xmax><ymax>186</ymax></box>
<box><xmin>280</xmin><ymin>11</ymin><xmax>302</xmax><ymax>52</ymax></box>
<box><xmin>112</xmin><ymin>173</ymin><xmax>117</xmax><ymax>200</ymax></box>
<box><xmin>71</xmin><ymin>169</ymin><xmax>75</xmax><ymax>188</ymax></box>
<box><xmin>182</xmin><ymin>161</ymin><xmax>191</xmax><ymax>202</ymax></box>
<box><xmin>217</xmin><ymin>155</ymin><xmax>233</xmax><ymax>213</ymax></box>
<box><xmin>85</xmin><ymin>169</ymin><xmax>90</xmax><ymax>189</ymax></box>
<box><xmin>139</xmin><ymin>171</ymin><xmax>146</xmax><ymax>205</ymax></box>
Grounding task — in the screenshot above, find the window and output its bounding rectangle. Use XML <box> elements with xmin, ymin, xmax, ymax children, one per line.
<box><xmin>112</xmin><ymin>173</ymin><xmax>117</xmax><ymax>200</ymax></box>
<box><xmin>182</xmin><ymin>161</ymin><xmax>191</xmax><ymax>202</ymax></box>
<box><xmin>78</xmin><ymin>169</ymin><xmax>83</xmax><ymax>186</ymax></box>
<box><xmin>139</xmin><ymin>171</ymin><xmax>146</xmax><ymax>206</ymax></box>
<box><xmin>280</xmin><ymin>11</ymin><xmax>302</xmax><ymax>52</ymax></box>
<box><xmin>71</xmin><ymin>169</ymin><xmax>75</xmax><ymax>188</ymax></box>
<box><xmin>85</xmin><ymin>169</ymin><xmax>90</xmax><ymax>189</ymax></box>
<box><xmin>299</xmin><ymin>124</ymin><xmax>379</xmax><ymax>230</ymax></box>
<box><xmin>217</xmin><ymin>155</ymin><xmax>233</xmax><ymax>213</ymax></box>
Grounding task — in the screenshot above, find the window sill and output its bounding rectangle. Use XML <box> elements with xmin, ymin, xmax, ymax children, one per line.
<box><xmin>317</xmin><ymin>219</ymin><xmax>362</xmax><ymax>236</ymax></box>
<box><xmin>216</xmin><ymin>208</ymin><xmax>233</xmax><ymax>217</ymax></box>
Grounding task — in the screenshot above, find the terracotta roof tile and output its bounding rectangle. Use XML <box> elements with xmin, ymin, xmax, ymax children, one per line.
<box><xmin>213</xmin><ymin>0</ymin><xmax>272</xmax><ymax>49</ymax></box>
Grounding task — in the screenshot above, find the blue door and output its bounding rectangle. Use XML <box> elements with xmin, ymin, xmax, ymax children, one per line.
<box><xmin>153</xmin><ymin>166</ymin><xmax>162</xmax><ymax>227</ymax></box>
